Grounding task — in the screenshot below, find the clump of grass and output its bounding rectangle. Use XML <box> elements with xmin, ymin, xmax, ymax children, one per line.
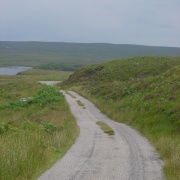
<box><xmin>156</xmin><ymin>136</ymin><xmax>180</xmax><ymax>180</ymax></box>
<box><xmin>30</xmin><ymin>86</ymin><xmax>64</xmax><ymax>106</ymax></box>
<box><xmin>0</xmin><ymin>123</ymin><xmax>9</xmax><ymax>135</ymax></box>
<box><xmin>42</xmin><ymin>122</ymin><xmax>57</xmax><ymax>133</ymax></box>
<box><xmin>96</xmin><ymin>121</ymin><xmax>115</xmax><ymax>136</ymax></box>
<box><xmin>76</xmin><ymin>100</ymin><xmax>85</xmax><ymax>107</ymax></box>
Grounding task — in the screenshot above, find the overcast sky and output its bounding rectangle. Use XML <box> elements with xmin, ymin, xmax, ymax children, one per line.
<box><xmin>0</xmin><ymin>0</ymin><xmax>180</xmax><ymax>47</ymax></box>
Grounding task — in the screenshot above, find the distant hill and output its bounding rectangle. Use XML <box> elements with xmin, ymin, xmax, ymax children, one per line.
<box><xmin>0</xmin><ymin>41</ymin><xmax>180</xmax><ymax>71</ymax></box>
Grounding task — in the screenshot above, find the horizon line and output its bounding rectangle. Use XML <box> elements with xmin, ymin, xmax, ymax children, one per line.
<box><xmin>0</xmin><ymin>40</ymin><xmax>180</xmax><ymax>48</ymax></box>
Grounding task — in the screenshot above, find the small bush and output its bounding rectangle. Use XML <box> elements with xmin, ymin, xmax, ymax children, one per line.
<box><xmin>0</xmin><ymin>123</ymin><xmax>9</xmax><ymax>135</ymax></box>
<box><xmin>29</xmin><ymin>86</ymin><xmax>64</xmax><ymax>106</ymax></box>
<box><xmin>0</xmin><ymin>86</ymin><xmax>64</xmax><ymax>110</ymax></box>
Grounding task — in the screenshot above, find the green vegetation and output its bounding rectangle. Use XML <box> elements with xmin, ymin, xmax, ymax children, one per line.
<box><xmin>76</xmin><ymin>100</ymin><xmax>85</xmax><ymax>107</ymax></box>
<box><xmin>63</xmin><ymin>56</ymin><xmax>180</xmax><ymax>180</ymax></box>
<box><xmin>1</xmin><ymin>41</ymin><xmax>180</xmax><ymax>71</ymax></box>
<box><xmin>96</xmin><ymin>121</ymin><xmax>115</xmax><ymax>136</ymax></box>
<box><xmin>36</xmin><ymin>62</ymin><xmax>83</xmax><ymax>71</ymax></box>
<box><xmin>0</xmin><ymin>70</ymin><xmax>79</xmax><ymax>180</ymax></box>
<box><xmin>66</xmin><ymin>91</ymin><xmax>76</xmax><ymax>98</ymax></box>
<box><xmin>0</xmin><ymin>69</ymin><xmax>72</xmax><ymax>105</ymax></box>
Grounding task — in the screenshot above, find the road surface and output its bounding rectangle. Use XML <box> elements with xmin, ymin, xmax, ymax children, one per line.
<box><xmin>38</xmin><ymin>90</ymin><xmax>164</xmax><ymax>180</ymax></box>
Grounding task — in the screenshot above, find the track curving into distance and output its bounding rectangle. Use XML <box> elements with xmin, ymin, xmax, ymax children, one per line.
<box><xmin>38</xmin><ymin>91</ymin><xmax>164</xmax><ymax>180</ymax></box>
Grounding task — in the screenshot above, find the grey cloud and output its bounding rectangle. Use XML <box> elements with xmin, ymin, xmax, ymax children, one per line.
<box><xmin>0</xmin><ymin>0</ymin><xmax>180</xmax><ymax>47</ymax></box>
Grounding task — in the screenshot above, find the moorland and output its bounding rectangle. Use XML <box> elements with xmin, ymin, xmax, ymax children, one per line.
<box><xmin>1</xmin><ymin>41</ymin><xmax>180</xmax><ymax>71</ymax></box>
<box><xmin>0</xmin><ymin>41</ymin><xmax>180</xmax><ymax>179</ymax></box>
<box><xmin>63</xmin><ymin>56</ymin><xmax>180</xmax><ymax>180</ymax></box>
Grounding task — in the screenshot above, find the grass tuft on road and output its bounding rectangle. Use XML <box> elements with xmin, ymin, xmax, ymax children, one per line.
<box><xmin>76</xmin><ymin>100</ymin><xmax>85</xmax><ymax>107</ymax></box>
<box><xmin>96</xmin><ymin>121</ymin><xmax>115</xmax><ymax>136</ymax></box>
<box><xmin>66</xmin><ymin>91</ymin><xmax>76</xmax><ymax>98</ymax></box>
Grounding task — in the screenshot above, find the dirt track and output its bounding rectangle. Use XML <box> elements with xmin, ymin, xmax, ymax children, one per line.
<box><xmin>38</xmin><ymin>90</ymin><xmax>164</xmax><ymax>180</ymax></box>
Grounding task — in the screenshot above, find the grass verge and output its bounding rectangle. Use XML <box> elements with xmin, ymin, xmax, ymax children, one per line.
<box><xmin>0</xmin><ymin>70</ymin><xmax>79</xmax><ymax>180</ymax></box>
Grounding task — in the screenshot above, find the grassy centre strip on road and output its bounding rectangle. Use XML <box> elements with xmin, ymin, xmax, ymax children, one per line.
<box><xmin>96</xmin><ymin>121</ymin><xmax>115</xmax><ymax>136</ymax></box>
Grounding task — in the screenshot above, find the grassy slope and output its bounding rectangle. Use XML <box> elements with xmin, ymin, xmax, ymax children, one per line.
<box><xmin>0</xmin><ymin>70</ymin><xmax>79</xmax><ymax>180</ymax></box>
<box><xmin>1</xmin><ymin>41</ymin><xmax>180</xmax><ymax>71</ymax></box>
<box><xmin>63</xmin><ymin>56</ymin><xmax>180</xmax><ymax>180</ymax></box>
<box><xmin>0</xmin><ymin>69</ymin><xmax>72</xmax><ymax>104</ymax></box>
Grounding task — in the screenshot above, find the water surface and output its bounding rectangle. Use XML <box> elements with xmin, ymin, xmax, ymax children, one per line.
<box><xmin>0</xmin><ymin>66</ymin><xmax>32</xmax><ymax>75</ymax></box>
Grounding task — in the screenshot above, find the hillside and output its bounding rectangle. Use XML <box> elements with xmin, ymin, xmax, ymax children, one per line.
<box><xmin>63</xmin><ymin>56</ymin><xmax>180</xmax><ymax>180</ymax></box>
<box><xmin>0</xmin><ymin>41</ymin><xmax>180</xmax><ymax>71</ymax></box>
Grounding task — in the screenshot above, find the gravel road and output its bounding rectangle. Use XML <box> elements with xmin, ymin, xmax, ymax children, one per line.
<box><xmin>38</xmin><ymin>90</ymin><xmax>164</xmax><ymax>180</ymax></box>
